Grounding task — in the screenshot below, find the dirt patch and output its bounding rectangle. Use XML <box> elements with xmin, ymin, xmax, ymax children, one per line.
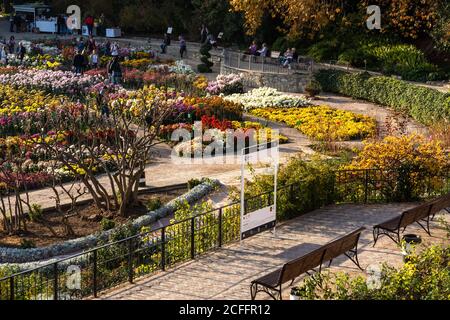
<box><xmin>0</xmin><ymin>189</ymin><xmax>187</xmax><ymax>249</ymax></box>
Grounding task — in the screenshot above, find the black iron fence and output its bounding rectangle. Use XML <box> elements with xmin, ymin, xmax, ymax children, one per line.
<box><xmin>222</xmin><ymin>50</ymin><xmax>313</xmax><ymax>75</ymax></box>
<box><xmin>1</xmin><ymin>168</ymin><xmax>449</xmax><ymax>300</ymax></box>
<box><xmin>0</xmin><ymin>183</ymin><xmax>296</xmax><ymax>300</ymax></box>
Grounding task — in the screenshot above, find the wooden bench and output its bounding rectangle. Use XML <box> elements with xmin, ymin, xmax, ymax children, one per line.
<box><xmin>430</xmin><ymin>192</ymin><xmax>450</xmax><ymax>221</ymax></box>
<box><xmin>250</xmin><ymin>227</ymin><xmax>365</xmax><ymax>300</ymax></box>
<box><xmin>373</xmin><ymin>192</ymin><xmax>450</xmax><ymax>246</ymax></box>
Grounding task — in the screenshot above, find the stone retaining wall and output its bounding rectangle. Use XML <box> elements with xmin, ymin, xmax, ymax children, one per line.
<box><xmin>221</xmin><ymin>64</ymin><xmax>312</xmax><ymax>93</ymax></box>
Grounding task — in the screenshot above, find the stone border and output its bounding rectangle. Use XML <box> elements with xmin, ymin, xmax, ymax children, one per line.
<box><xmin>0</xmin><ymin>179</ymin><xmax>220</xmax><ymax>266</ymax></box>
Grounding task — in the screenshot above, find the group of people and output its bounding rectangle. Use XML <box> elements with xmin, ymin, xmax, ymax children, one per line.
<box><xmin>160</xmin><ymin>34</ymin><xmax>187</xmax><ymax>59</ymax></box>
<box><xmin>0</xmin><ymin>36</ymin><xmax>27</xmax><ymax>64</ymax></box>
<box><xmin>72</xmin><ymin>36</ymin><xmax>122</xmax><ymax>84</ymax></box>
<box><xmin>247</xmin><ymin>41</ymin><xmax>269</xmax><ymax>57</ymax></box>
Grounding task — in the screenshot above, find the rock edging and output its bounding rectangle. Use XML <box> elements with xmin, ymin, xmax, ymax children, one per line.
<box><xmin>0</xmin><ymin>179</ymin><xmax>220</xmax><ymax>266</ymax></box>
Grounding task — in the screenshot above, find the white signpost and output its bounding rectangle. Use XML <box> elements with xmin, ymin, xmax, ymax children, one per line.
<box><xmin>240</xmin><ymin>143</ymin><xmax>279</xmax><ymax>241</ymax></box>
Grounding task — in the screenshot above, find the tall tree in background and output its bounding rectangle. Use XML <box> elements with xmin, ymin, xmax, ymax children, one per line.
<box><xmin>229</xmin><ymin>0</ymin><xmax>445</xmax><ymax>40</ymax></box>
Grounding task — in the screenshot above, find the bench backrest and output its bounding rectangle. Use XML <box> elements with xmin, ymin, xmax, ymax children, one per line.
<box><xmin>278</xmin><ymin>227</ymin><xmax>365</xmax><ymax>285</ymax></box>
<box><xmin>399</xmin><ymin>203</ymin><xmax>432</xmax><ymax>229</ymax></box>
<box><xmin>279</xmin><ymin>248</ymin><xmax>325</xmax><ymax>285</ymax></box>
<box><xmin>429</xmin><ymin>192</ymin><xmax>450</xmax><ymax>215</ymax></box>
<box><xmin>321</xmin><ymin>227</ymin><xmax>365</xmax><ymax>263</ymax></box>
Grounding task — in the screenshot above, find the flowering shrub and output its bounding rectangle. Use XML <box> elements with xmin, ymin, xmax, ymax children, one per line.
<box><xmin>343</xmin><ymin>135</ymin><xmax>449</xmax><ymax>201</ymax></box>
<box><xmin>225</xmin><ymin>87</ymin><xmax>311</xmax><ymax>110</ymax></box>
<box><xmin>0</xmin><ymin>69</ymin><xmax>104</xmax><ymax>95</ymax></box>
<box><xmin>169</xmin><ymin>60</ymin><xmax>195</xmax><ymax>75</ymax></box>
<box><xmin>122</xmin><ymin>58</ymin><xmax>154</xmax><ymax>70</ymax></box>
<box><xmin>184</xmin><ymin>96</ymin><xmax>243</xmax><ymax>121</ymax></box>
<box><xmin>206</xmin><ymin>73</ymin><xmax>244</xmax><ymax>95</ymax></box>
<box><xmin>250</xmin><ymin>106</ymin><xmax>376</xmax><ymax>141</ymax></box>
<box><xmin>0</xmin><ymin>85</ymin><xmax>66</xmax><ymax>116</ymax></box>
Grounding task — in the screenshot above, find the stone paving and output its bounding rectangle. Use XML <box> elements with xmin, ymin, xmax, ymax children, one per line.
<box><xmin>97</xmin><ymin>203</ymin><xmax>450</xmax><ymax>300</ymax></box>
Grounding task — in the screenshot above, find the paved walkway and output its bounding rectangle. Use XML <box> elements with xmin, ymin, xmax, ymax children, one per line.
<box><xmin>97</xmin><ymin>203</ymin><xmax>450</xmax><ymax>300</ymax></box>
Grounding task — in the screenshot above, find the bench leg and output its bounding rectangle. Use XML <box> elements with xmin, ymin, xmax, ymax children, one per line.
<box><xmin>345</xmin><ymin>249</ymin><xmax>364</xmax><ymax>271</ymax></box>
<box><xmin>373</xmin><ymin>228</ymin><xmax>379</xmax><ymax>247</ymax></box>
<box><xmin>417</xmin><ymin>218</ymin><xmax>431</xmax><ymax>236</ymax></box>
<box><xmin>250</xmin><ymin>283</ymin><xmax>257</xmax><ymax>300</ymax></box>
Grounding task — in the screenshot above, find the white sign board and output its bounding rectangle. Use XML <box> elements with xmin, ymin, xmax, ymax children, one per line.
<box><xmin>167</xmin><ymin>27</ymin><xmax>173</xmax><ymax>34</ymax></box>
<box><xmin>241</xmin><ymin>205</ymin><xmax>276</xmax><ymax>235</ymax></box>
<box><xmin>240</xmin><ymin>143</ymin><xmax>279</xmax><ymax>240</ymax></box>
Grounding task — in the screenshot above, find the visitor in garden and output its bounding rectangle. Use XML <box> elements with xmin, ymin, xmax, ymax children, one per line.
<box><xmin>73</xmin><ymin>50</ymin><xmax>85</xmax><ymax>74</ymax></box>
<box><xmin>84</xmin><ymin>14</ymin><xmax>95</xmax><ymax>36</ymax></box>
<box><xmin>108</xmin><ymin>56</ymin><xmax>123</xmax><ymax>84</ymax></box>
<box><xmin>14</xmin><ymin>15</ymin><xmax>21</xmax><ymax>33</ymax></box>
<box><xmin>9</xmin><ymin>13</ymin><xmax>15</xmax><ymax>33</ymax></box>
<box><xmin>179</xmin><ymin>35</ymin><xmax>187</xmax><ymax>58</ymax></box>
<box><xmin>57</xmin><ymin>15</ymin><xmax>65</xmax><ymax>35</ymax></box>
<box><xmin>257</xmin><ymin>43</ymin><xmax>269</xmax><ymax>57</ymax></box>
<box><xmin>8</xmin><ymin>36</ymin><xmax>15</xmax><ymax>54</ymax></box>
<box><xmin>0</xmin><ymin>45</ymin><xmax>8</xmax><ymax>65</ymax></box>
<box><xmin>89</xmin><ymin>50</ymin><xmax>99</xmax><ymax>69</ymax></box>
<box><xmin>77</xmin><ymin>37</ymin><xmax>85</xmax><ymax>52</ymax></box>
<box><xmin>17</xmin><ymin>42</ymin><xmax>26</xmax><ymax>62</ymax></box>
<box><xmin>87</xmin><ymin>36</ymin><xmax>97</xmax><ymax>53</ymax></box>
<box><xmin>111</xmin><ymin>42</ymin><xmax>120</xmax><ymax>57</ymax></box>
<box><xmin>200</xmin><ymin>24</ymin><xmax>209</xmax><ymax>44</ymax></box>
<box><xmin>161</xmin><ymin>33</ymin><xmax>171</xmax><ymax>54</ymax></box>
<box><xmin>248</xmin><ymin>41</ymin><xmax>258</xmax><ymax>56</ymax></box>
<box><xmin>98</xmin><ymin>13</ymin><xmax>106</xmax><ymax>37</ymax></box>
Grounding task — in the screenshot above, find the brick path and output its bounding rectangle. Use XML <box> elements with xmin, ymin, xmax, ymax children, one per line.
<box><xmin>97</xmin><ymin>203</ymin><xmax>450</xmax><ymax>300</ymax></box>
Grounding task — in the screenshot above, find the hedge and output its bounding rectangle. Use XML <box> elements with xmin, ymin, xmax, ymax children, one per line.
<box><xmin>315</xmin><ymin>69</ymin><xmax>450</xmax><ymax>125</ymax></box>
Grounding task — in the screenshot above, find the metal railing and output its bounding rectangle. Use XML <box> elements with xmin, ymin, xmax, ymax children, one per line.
<box><xmin>0</xmin><ymin>183</ymin><xmax>295</xmax><ymax>301</ymax></box>
<box><xmin>1</xmin><ymin>168</ymin><xmax>449</xmax><ymax>300</ymax></box>
<box><xmin>335</xmin><ymin>168</ymin><xmax>450</xmax><ymax>204</ymax></box>
<box><xmin>222</xmin><ymin>50</ymin><xmax>313</xmax><ymax>75</ymax></box>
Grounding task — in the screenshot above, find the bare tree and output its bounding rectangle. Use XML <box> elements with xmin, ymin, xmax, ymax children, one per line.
<box><xmin>33</xmin><ymin>90</ymin><xmax>171</xmax><ymax>217</ymax></box>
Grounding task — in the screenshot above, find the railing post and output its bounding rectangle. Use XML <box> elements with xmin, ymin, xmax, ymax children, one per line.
<box><xmin>161</xmin><ymin>227</ymin><xmax>166</xmax><ymax>271</ymax></box>
<box><xmin>128</xmin><ymin>238</ymin><xmax>134</xmax><ymax>284</ymax></box>
<box><xmin>93</xmin><ymin>249</ymin><xmax>98</xmax><ymax>298</ymax></box>
<box><xmin>238</xmin><ymin>53</ymin><xmax>240</xmax><ymax>69</ymax></box>
<box><xmin>53</xmin><ymin>263</ymin><xmax>58</xmax><ymax>300</ymax></box>
<box><xmin>9</xmin><ymin>277</ymin><xmax>14</xmax><ymax>301</ymax></box>
<box><xmin>218</xmin><ymin>208</ymin><xmax>223</xmax><ymax>248</ymax></box>
<box><xmin>249</xmin><ymin>55</ymin><xmax>251</xmax><ymax>70</ymax></box>
<box><xmin>191</xmin><ymin>217</ymin><xmax>195</xmax><ymax>260</ymax></box>
<box><xmin>364</xmin><ymin>170</ymin><xmax>369</xmax><ymax>204</ymax></box>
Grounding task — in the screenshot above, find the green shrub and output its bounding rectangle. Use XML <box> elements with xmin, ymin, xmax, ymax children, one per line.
<box><xmin>315</xmin><ymin>69</ymin><xmax>450</xmax><ymax>125</ymax></box>
<box><xmin>146</xmin><ymin>198</ymin><xmax>163</xmax><ymax>212</ymax></box>
<box><xmin>100</xmin><ymin>218</ymin><xmax>116</xmax><ymax>231</ymax></box>
<box><xmin>296</xmin><ymin>244</ymin><xmax>450</xmax><ymax>300</ymax></box>
<box><xmin>28</xmin><ymin>204</ymin><xmax>43</xmax><ymax>222</ymax></box>
<box><xmin>231</xmin><ymin>156</ymin><xmax>338</xmax><ymax>221</ymax></box>
<box><xmin>19</xmin><ymin>239</ymin><xmax>36</xmax><ymax>249</ymax></box>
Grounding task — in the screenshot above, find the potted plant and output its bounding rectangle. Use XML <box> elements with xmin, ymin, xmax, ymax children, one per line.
<box><xmin>290</xmin><ymin>286</ymin><xmax>306</xmax><ymax>300</ymax></box>
<box><xmin>304</xmin><ymin>80</ymin><xmax>322</xmax><ymax>98</ymax></box>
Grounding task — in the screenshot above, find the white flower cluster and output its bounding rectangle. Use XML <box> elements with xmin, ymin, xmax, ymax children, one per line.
<box><xmin>169</xmin><ymin>60</ymin><xmax>195</xmax><ymax>75</ymax></box>
<box><xmin>224</xmin><ymin>87</ymin><xmax>311</xmax><ymax>110</ymax></box>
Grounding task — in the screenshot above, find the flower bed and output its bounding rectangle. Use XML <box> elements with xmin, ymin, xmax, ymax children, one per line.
<box><xmin>250</xmin><ymin>106</ymin><xmax>376</xmax><ymax>141</ymax></box>
<box><xmin>224</xmin><ymin>87</ymin><xmax>311</xmax><ymax>110</ymax></box>
<box><xmin>0</xmin><ymin>69</ymin><xmax>104</xmax><ymax>95</ymax></box>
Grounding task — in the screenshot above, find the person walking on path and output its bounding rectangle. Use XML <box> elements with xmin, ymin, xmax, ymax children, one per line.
<box><xmin>160</xmin><ymin>33</ymin><xmax>171</xmax><ymax>54</ymax></box>
<box><xmin>200</xmin><ymin>24</ymin><xmax>209</xmax><ymax>44</ymax></box>
<box><xmin>179</xmin><ymin>35</ymin><xmax>187</xmax><ymax>59</ymax></box>
<box><xmin>108</xmin><ymin>56</ymin><xmax>122</xmax><ymax>84</ymax></box>
<box><xmin>73</xmin><ymin>50</ymin><xmax>85</xmax><ymax>74</ymax></box>
<box><xmin>89</xmin><ymin>50</ymin><xmax>99</xmax><ymax>69</ymax></box>
<box><xmin>9</xmin><ymin>13</ymin><xmax>15</xmax><ymax>33</ymax></box>
<box><xmin>8</xmin><ymin>36</ymin><xmax>15</xmax><ymax>54</ymax></box>
<box><xmin>17</xmin><ymin>42</ymin><xmax>26</xmax><ymax>62</ymax></box>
